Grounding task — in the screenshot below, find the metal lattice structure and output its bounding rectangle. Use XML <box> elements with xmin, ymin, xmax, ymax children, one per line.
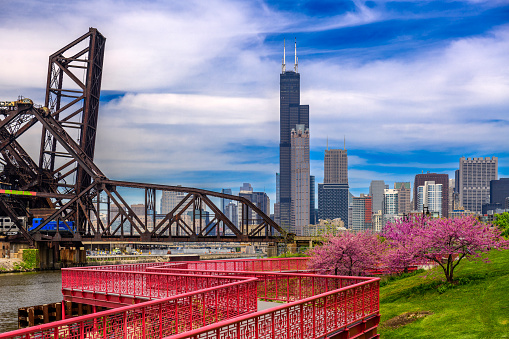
<box><xmin>0</xmin><ymin>258</ymin><xmax>381</xmax><ymax>339</ymax></box>
<box><xmin>0</xmin><ymin>28</ymin><xmax>289</xmax><ymax>246</ymax></box>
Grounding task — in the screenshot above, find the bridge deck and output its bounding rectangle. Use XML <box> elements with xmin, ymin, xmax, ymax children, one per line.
<box><xmin>0</xmin><ymin>257</ymin><xmax>380</xmax><ymax>339</ymax></box>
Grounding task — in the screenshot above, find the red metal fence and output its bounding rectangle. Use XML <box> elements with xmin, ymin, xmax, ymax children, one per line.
<box><xmin>0</xmin><ymin>257</ymin><xmax>380</xmax><ymax>339</ymax></box>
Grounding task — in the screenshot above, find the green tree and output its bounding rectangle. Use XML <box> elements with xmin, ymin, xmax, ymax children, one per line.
<box><xmin>493</xmin><ymin>212</ymin><xmax>509</xmax><ymax>237</ymax></box>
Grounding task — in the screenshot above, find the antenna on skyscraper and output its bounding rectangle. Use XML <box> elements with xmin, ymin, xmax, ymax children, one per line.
<box><xmin>326</xmin><ymin>136</ymin><xmax>329</xmax><ymax>151</ymax></box>
<box><xmin>282</xmin><ymin>39</ymin><xmax>286</xmax><ymax>73</ymax></box>
<box><xmin>344</xmin><ymin>135</ymin><xmax>346</xmax><ymax>150</ymax></box>
<box><xmin>294</xmin><ymin>37</ymin><xmax>298</xmax><ymax>73</ymax></box>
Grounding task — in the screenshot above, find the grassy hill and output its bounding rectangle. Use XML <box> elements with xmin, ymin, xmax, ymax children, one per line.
<box><xmin>379</xmin><ymin>249</ymin><xmax>509</xmax><ymax>338</ymax></box>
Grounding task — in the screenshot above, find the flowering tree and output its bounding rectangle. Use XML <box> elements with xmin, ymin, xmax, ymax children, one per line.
<box><xmin>384</xmin><ymin>216</ymin><xmax>509</xmax><ymax>283</ymax></box>
<box><xmin>493</xmin><ymin>212</ymin><xmax>509</xmax><ymax>237</ymax></box>
<box><xmin>308</xmin><ymin>231</ymin><xmax>385</xmax><ymax>276</ymax></box>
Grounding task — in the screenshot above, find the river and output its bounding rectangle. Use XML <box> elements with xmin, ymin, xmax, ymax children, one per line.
<box><xmin>0</xmin><ymin>270</ymin><xmax>62</xmax><ymax>332</ymax></box>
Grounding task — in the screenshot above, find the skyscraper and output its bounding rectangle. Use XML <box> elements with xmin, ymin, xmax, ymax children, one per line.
<box><xmin>161</xmin><ymin>188</ymin><xmax>190</xmax><ymax>215</ymax></box>
<box><xmin>459</xmin><ymin>157</ymin><xmax>498</xmax><ymax>214</ymax></box>
<box><xmin>324</xmin><ymin>149</ymin><xmax>348</xmax><ymax>184</ymax></box>
<box><xmin>352</xmin><ymin>194</ymin><xmax>372</xmax><ymax>231</ymax></box>
<box><xmin>221</xmin><ymin>188</ymin><xmax>232</xmax><ymax>214</ymax></box>
<box><xmin>238</xmin><ymin>184</ymin><xmax>270</xmax><ymax>226</ymax></box>
<box><xmin>369</xmin><ymin>180</ymin><xmax>386</xmax><ymax>213</ymax></box>
<box><xmin>310</xmin><ymin>175</ymin><xmax>316</xmax><ymax>225</ymax></box>
<box><xmin>417</xmin><ymin>181</ymin><xmax>443</xmax><ymax>216</ymax></box>
<box><xmin>279</xmin><ymin>39</ymin><xmax>309</xmax><ymax>232</ymax></box>
<box><xmin>318</xmin><ymin>148</ymin><xmax>349</xmax><ymax>226</ymax></box>
<box><xmin>290</xmin><ymin>124</ymin><xmax>310</xmax><ymax>235</ymax></box>
<box><xmin>414</xmin><ymin>173</ymin><xmax>449</xmax><ymax>218</ymax></box>
<box><xmin>490</xmin><ymin>178</ymin><xmax>509</xmax><ymax>206</ymax></box>
<box><xmin>394</xmin><ymin>182</ymin><xmax>411</xmax><ymax>215</ymax></box>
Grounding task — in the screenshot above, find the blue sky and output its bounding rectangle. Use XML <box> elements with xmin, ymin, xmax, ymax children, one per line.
<box><xmin>1</xmin><ymin>0</ymin><xmax>509</xmax><ymax>210</ymax></box>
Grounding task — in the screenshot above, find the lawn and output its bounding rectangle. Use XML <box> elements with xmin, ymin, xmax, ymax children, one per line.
<box><xmin>379</xmin><ymin>249</ymin><xmax>509</xmax><ymax>338</ymax></box>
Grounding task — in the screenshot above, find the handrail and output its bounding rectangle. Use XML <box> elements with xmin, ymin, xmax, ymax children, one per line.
<box><xmin>0</xmin><ymin>258</ymin><xmax>380</xmax><ymax>339</ymax></box>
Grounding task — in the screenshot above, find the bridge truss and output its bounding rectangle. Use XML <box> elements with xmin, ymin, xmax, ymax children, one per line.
<box><xmin>0</xmin><ymin>28</ymin><xmax>288</xmax><ymax>246</ymax></box>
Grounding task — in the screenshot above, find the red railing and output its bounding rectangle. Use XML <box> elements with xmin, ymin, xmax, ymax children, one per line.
<box><xmin>182</xmin><ymin>257</ymin><xmax>309</xmax><ymax>272</ymax></box>
<box><xmin>0</xmin><ymin>257</ymin><xmax>380</xmax><ymax>339</ymax></box>
<box><xmin>62</xmin><ymin>268</ymin><xmax>245</xmax><ymax>300</ymax></box>
<box><xmin>148</xmin><ymin>266</ymin><xmax>366</xmax><ymax>303</ymax></box>
<box><xmin>167</xmin><ymin>278</ymin><xmax>379</xmax><ymax>339</ymax></box>
<box><xmin>0</xmin><ymin>275</ymin><xmax>258</xmax><ymax>339</ymax></box>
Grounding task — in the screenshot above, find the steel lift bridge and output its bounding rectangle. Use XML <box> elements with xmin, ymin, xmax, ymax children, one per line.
<box><xmin>0</xmin><ymin>28</ymin><xmax>290</xmax><ymax>252</ymax></box>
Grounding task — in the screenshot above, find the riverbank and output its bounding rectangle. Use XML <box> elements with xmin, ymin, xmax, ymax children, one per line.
<box><xmin>0</xmin><ymin>258</ymin><xmax>23</xmax><ymax>272</ymax></box>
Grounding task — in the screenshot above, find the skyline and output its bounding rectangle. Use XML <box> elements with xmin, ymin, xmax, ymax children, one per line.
<box><xmin>1</xmin><ymin>0</ymin><xmax>509</xmax><ymax>208</ymax></box>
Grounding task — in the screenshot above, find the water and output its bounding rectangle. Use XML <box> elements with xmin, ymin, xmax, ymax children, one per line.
<box><xmin>0</xmin><ymin>271</ymin><xmax>62</xmax><ymax>332</ymax></box>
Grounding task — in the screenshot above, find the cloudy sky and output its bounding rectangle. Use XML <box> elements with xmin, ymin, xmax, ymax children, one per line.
<box><xmin>1</xmin><ymin>0</ymin><xmax>509</xmax><ymax>210</ymax></box>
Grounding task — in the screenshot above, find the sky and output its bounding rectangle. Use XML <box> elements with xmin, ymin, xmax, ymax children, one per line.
<box><xmin>1</xmin><ymin>0</ymin><xmax>509</xmax><ymax>211</ymax></box>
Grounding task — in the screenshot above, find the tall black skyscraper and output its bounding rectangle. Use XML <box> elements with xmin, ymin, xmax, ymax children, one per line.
<box><xmin>279</xmin><ymin>39</ymin><xmax>309</xmax><ymax>231</ymax></box>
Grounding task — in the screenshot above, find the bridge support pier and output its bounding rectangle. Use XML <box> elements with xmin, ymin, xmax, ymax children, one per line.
<box><xmin>36</xmin><ymin>241</ymin><xmax>86</xmax><ymax>270</ymax></box>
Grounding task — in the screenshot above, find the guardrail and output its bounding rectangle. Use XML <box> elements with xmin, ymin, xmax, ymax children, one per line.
<box><xmin>148</xmin><ymin>266</ymin><xmax>365</xmax><ymax>303</ymax></box>
<box><xmin>166</xmin><ymin>278</ymin><xmax>379</xmax><ymax>339</ymax></box>
<box><xmin>0</xmin><ymin>258</ymin><xmax>380</xmax><ymax>339</ymax></box>
<box><xmin>0</xmin><ymin>275</ymin><xmax>258</xmax><ymax>339</ymax></box>
<box><xmin>183</xmin><ymin>257</ymin><xmax>309</xmax><ymax>272</ymax></box>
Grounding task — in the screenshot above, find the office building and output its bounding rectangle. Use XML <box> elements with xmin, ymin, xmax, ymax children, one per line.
<box><xmin>352</xmin><ymin>194</ymin><xmax>373</xmax><ymax>231</ymax></box>
<box><xmin>290</xmin><ymin>124</ymin><xmax>310</xmax><ymax>235</ymax></box>
<box><xmin>279</xmin><ymin>40</ymin><xmax>309</xmax><ymax>232</ymax></box>
<box><xmin>417</xmin><ymin>181</ymin><xmax>443</xmax><ymax>217</ymax></box>
<box><xmin>160</xmin><ymin>188</ymin><xmax>192</xmax><ymax>215</ymax></box>
<box><xmin>382</xmin><ymin>189</ymin><xmax>399</xmax><ymax>227</ymax></box>
<box><xmin>238</xmin><ymin>185</ymin><xmax>270</xmax><ymax>226</ymax></box>
<box><xmin>220</xmin><ymin>188</ymin><xmax>232</xmax><ymax>214</ymax></box>
<box><xmin>459</xmin><ymin>157</ymin><xmax>498</xmax><ymax>214</ymax></box>
<box><xmin>310</xmin><ymin>175</ymin><xmax>316</xmax><ymax>224</ymax></box>
<box><xmin>414</xmin><ymin>173</ymin><xmax>449</xmax><ymax>218</ymax></box>
<box><xmin>490</xmin><ymin>178</ymin><xmax>509</xmax><ymax>206</ymax></box>
<box><xmin>318</xmin><ymin>183</ymin><xmax>349</xmax><ymax>226</ymax></box>
<box><xmin>324</xmin><ymin>149</ymin><xmax>348</xmax><ymax>184</ymax></box>
<box><xmin>394</xmin><ymin>182</ymin><xmax>411</xmax><ymax>215</ymax></box>
<box><xmin>318</xmin><ymin>147</ymin><xmax>349</xmax><ymax>227</ymax></box>
<box><xmin>369</xmin><ymin>180</ymin><xmax>386</xmax><ymax>213</ymax></box>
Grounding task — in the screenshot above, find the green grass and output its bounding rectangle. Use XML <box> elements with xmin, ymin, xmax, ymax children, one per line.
<box><xmin>379</xmin><ymin>249</ymin><xmax>509</xmax><ymax>338</ymax></box>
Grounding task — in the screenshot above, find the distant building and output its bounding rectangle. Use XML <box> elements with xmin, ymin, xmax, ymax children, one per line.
<box><xmin>417</xmin><ymin>181</ymin><xmax>443</xmax><ymax>217</ymax></box>
<box><xmin>318</xmin><ymin>184</ymin><xmax>349</xmax><ymax>226</ymax></box>
<box><xmin>394</xmin><ymin>182</ymin><xmax>411</xmax><ymax>215</ymax></box>
<box><xmin>290</xmin><ymin>124</ymin><xmax>310</xmax><ymax>235</ymax></box>
<box><xmin>352</xmin><ymin>194</ymin><xmax>373</xmax><ymax>231</ymax></box>
<box><xmin>161</xmin><ymin>188</ymin><xmax>191</xmax><ymax>215</ymax></box>
<box><xmin>224</xmin><ymin>201</ymin><xmax>238</xmax><ymax>229</ymax></box>
<box><xmin>318</xmin><ymin>147</ymin><xmax>349</xmax><ymax>227</ymax></box>
<box><xmin>221</xmin><ymin>188</ymin><xmax>232</xmax><ymax>214</ymax></box>
<box><xmin>369</xmin><ymin>180</ymin><xmax>386</xmax><ymax>213</ymax></box>
<box><xmin>459</xmin><ymin>157</ymin><xmax>498</xmax><ymax>214</ymax></box>
<box><xmin>372</xmin><ymin>210</ymin><xmax>383</xmax><ymax>232</ymax></box>
<box><xmin>382</xmin><ymin>189</ymin><xmax>399</xmax><ymax>227</ymax></box>
<box><xmin>490</xmin><ymin>178</ymin><xmax>509</xmax><ymax>206</ymax></box>
<box><xmin>324</xmin><ymin>149</ymin><xmax>348</xmax><ymax>184</ymax></box>
<box><xmin>278</xmin><ymin>40</ymin><xmax>309</xmax><ymax>232</ymax></box>
<box><xmin>414</xmin><ymin>173</ymin><xmax>449</xmax><ymax>218</ymax></box>
<box><xmin>274</xmin><ymin>173</ymin><xmax>281</xmax><ymax>226</ymax></box>
<box><xmin>131</xmin><ymin>204</ymin><xmax>145</xmax><ymax>216</ymax></box>
<box><xmin>238</xmin><ymin>185</ymin><xmax>270</xmax><ymax>227</ymax></box>
<box><xmin>310</xmin><ymin>175</ymin><xmax>317</xmax><ymax>224</ymax></box>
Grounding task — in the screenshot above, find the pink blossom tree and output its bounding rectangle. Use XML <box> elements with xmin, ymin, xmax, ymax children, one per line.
<box><xmin>383</xmin><ymin>216</ymin><xmax>509</xmax><ymax>283</ymax></box>
<box><xmin>308</xmin><ymin>231</ymin><xmax>386</xmax><ymax>276</ymax></box>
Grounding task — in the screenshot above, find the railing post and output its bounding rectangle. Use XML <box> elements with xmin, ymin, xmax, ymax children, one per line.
<box><xmin>123</xmin><ymin>311</ymin><xmax>127</xmax><ymax>338</ymax></box>
<box><xmin>159</xmin><ymin>303</ymin><xmax>163</xmax><ymax>338</ymax></box>
<box><xmin>142</xmin><ymin>307</ymin><xmax>146</xmax><ymax>339</ymax></box>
